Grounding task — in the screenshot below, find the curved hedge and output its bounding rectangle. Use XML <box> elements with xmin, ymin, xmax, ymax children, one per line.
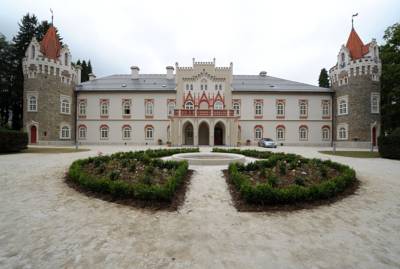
<box><xmin>378</xmin><ymin>128</ymin><xmax>400</xmax><ymax>160</ymax></box>
<box><xmin>0</xmin><ymin>128</ymin><xmax>28</xmax><ymax>153</ymax></box>
<box><xmin>214</xmin><ymin>148</ymin><xmax>357</xmax><ymax>205</ymax></box>
<box><xmin>67</xmin><ymin>148</ymin><xmax>198</xmax><ymax>202</ymax></box>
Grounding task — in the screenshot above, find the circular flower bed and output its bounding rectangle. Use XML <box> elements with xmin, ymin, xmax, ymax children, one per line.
<box><xmin>67</xmin><ymin>148</ymin><xmax>198</xmax><ymax>209</ymax></box>
<box><xmin>214</xmin><ymin>148</ymin><xmax>357</xmax><ymax>209</ymax></box>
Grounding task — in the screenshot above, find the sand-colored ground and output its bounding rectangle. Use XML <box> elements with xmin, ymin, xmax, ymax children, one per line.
<box><xmin>0</xmin><ymin>145</ymin><xmax>399</xmax><ymax>269</ymax></box>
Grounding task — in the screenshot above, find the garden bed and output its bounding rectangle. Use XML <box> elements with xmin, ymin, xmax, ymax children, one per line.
<box><xmin>66</xmin><ymin>148</ymin><xmax>198</xmax><ymax>210</ymax></box>
<box><xmin>214</xmin><ymin>148</ymin><xmax>359</xmax><ymax>211</ymax></box>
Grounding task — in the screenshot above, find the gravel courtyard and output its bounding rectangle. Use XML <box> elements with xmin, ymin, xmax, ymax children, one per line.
<box><xmin>0</xmin><ymin>146</ymin><xmax>399</xmax><ymax>269</ymax></box>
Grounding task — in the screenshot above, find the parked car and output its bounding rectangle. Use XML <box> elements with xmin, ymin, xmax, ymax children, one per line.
<box><xmin>258</xmin><ymin>138</ymin><xmax>277</xmax><ymax>148</ymax></box>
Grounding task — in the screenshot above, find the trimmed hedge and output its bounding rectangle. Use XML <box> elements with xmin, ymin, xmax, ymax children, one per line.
<box><xmin>379</xmin><ymin>128</ymin><xmax>400</xmax><ymax>160</ymax></box>
<box><xmin>0</xmin><ymin>128</ymin><xmax>28</xmax><ymax>153</ymax></box>
<box><xmin>214</xmin><ymin>148</ymin><xmax>357</xmax><ymax>205</ymax></box>
<box><xmin>67</xmin><ymin>148</ymin><xmax>198</xmax><ymax>202</ymax></box>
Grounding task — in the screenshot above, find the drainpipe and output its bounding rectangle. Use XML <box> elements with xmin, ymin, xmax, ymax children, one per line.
<box><xmin>332</xmin><ymin>90</ymin><xmax>336</xmax><ymax>153</ymax></box>
<box><xmin>74</xmin><ymin>89</ymin><xmax>78</xmax><ymax>150</ymax></box>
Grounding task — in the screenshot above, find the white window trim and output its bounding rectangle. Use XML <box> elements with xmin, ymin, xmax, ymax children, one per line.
<box><xmin>276</xmin><ymin>102</ymin><xmax>285</xmax><ymax>116</ymax></box>
<box><xmin>337</xmin><ymin>95</ymin><xmax>349</xmax><ymax>116</ymax></box>
<box><xmin>255</xmin><ymin>102</ymin><xmax>263</xmax><ymax>116</ymax></box>
<box><xmin>371</xmin><ymin>92</ymin><xmax>380</xmax><ymax>114</ymax></box>
<box><xmin>322</xmin><ymin>127</ymin><xmax>330</xmax><ymax>141</ymax></box>
<box><xmin>299</xmin><ymin>127</ymin><xmax>308</xmax><ymax>141</ymax></box>
<box><xmin>100</xmin><ymin>126</ymin><xmax>109</xmax><ymax>140</ymax></box>
<box><xmin>145</xmin><ymin>126</ymin><xmax>154</xmax><ymax>140</ymax></box>
<box><xmin>276</xmin><ymin>127</ymin><xmax>285</xmax><ymax>141</ymax></box>
<box><xmin>122</xmin><ymin>100</ymin><xmax>131</xmax><ymax>116</ymax></box>
<box><xmin>214</xmin><ymin>101</ymin><xmax>223</xmax><ymax>110</ymax></box>
<box><xmin>337</xmin><ymin>124</ymin><xmax>348</xmax><ymax>140</ymax></box>
<box><xmin>254</xmin><ymin>127</ymin><xmax>263</xmax><ymax>139</ymax></box>
<box><xmin>145</xmin><ymin>101</ymin><xmax>154</xmax><ymax>116</ymax></box>
<box><xmin>78</xmin><ymin>100</ymin><xmax>86</xmax><ymax>116</ymax></box>
<box><xmin>60</xmin><ymin>124</ymin><xmax>71</xmax><ymax>139</ymax></box>
<box><xmin>168</xmin><ymin>101</ymin><xmax>175</xmax><ymax>116</ymax></box>
<box><xmin>122</xmin><ymin>126</ymin><xmax>132</xmax><ymax>140</ymax></box>
<box><xmin>27</xmin><ymin>91</ymin><xmax>38</xmax><ymax>112</ymax></box>
<box><xmin>100</xmin><ymin>101</ymin><xmax>109</xmax><ymax>116</ymax></box>
<box><xmin>60</xmin><ymin>95</ymin><xmax>71</xmax><ymax>115</ymax></box>
<box><xmin>322</xmin><ymin>100</ymin><xmax>330</xmax><ymax>117</ymax></box>
<box><xmin>185</xmin><ymin>101</ymin><xmax>194</xmax><ymax>110</ymax></box>
<box><xmin>233</xmin><ymin>102</ymin><xmax>240</xmax><ymax>116</ymax></box>
<box><xmin>78</xmin><ymin>126</ymin><xmax>87</xmax><ymax>140</ymax></box>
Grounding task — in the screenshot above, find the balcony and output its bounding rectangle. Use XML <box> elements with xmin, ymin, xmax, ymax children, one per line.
<box><xmin>173</xmin><ymin>109</ymin><xmax>236</xmax><ymax>117</ymax></box>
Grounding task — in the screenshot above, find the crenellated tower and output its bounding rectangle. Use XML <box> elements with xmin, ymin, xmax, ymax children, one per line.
<box><xmin>23</xmin><ymin>25</ymin><xmax>81</xmax><ymax>144</ymax></box>
<box><xmin>330</xmin><ymin>26</ymin><xmax>381</xmax><ymax>148</ymax></box>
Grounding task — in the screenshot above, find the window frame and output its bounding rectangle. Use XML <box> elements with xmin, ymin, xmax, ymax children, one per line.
<box><xmin>145</xmin><ymin>100</ymin><xmax>154</xmax><ymax>117</ymax></box>
<box><xmin>145</xmin><ymin>126</ymin><xmax>154</xmax><ymax>140</ymax></box>
<box><xmin>122</xmin><ymin>100</ymin><xmax>131</xmax><ymax>116</ymax></box>
<box><xmin>167</xmin><ymin>101</ymin><xmax>175</xmax><ymax>116</ymax></box>
<box><xmin>337</xmin><ymin>125</ymin><xmax>348</xmax><ymax>140</ymax></box>
<box><xmin>371</xmin><ymin>93</ymin><xmax>380</xmax><ymax>114</ymax></box>
<box><xmin>299</xmin><ymin>126</ymin><xmax>308</xmax><ymax>141</ymax></box>
<box><xmin>122</xmin><ymin>125</ymin><xmax>132</xmax><ymax>140</ymax></box>
<box><xmin>60</xmin><ymin>96</ymin><xmax>71</xmax><ymax>115</ymax></box>
<box><xmin>322</xmin><ymin>127</ymin><xmax>330</xmax><ymax>141</ymax></box>
<box><xmin>100</xmin><ymin>125</ymin><xmax>109</xmax><ymax>140</ymax></box>
<box><xmin>337</xmin><ymin>96</ymin><xmax>348</xmax><ymax>116</ymax></box>
<box><xmin>254</xmin><ymin>126</ymin><xmax>263</xmax><ymax>140</ymax></box>
<box><xmin>233</xmin><ymin>102</ymin><xmax>240</xmax><ymax>116</ymax></box>
<box><xmin>276</xmin><ymin>126</ymin><xmax>285</xmax><ymax>141</ymax></box>
<box><xmin>28</xmin><ymin>95</ymin><xmax>38</xmax><ymax>112</ymax></box>
<box><xmin>299</xmin><ymin>100</ymin><xmax>308</xmax><ymax>118</ymax></box>
<box><xmin>78</xmin><ymin>125</ymin><xmax>87</xmax><ymax>140</ymax></box>
<box><xmin>60</xmin><ymin>125</ymin><xmax>71</xmax><ymax>139</ymax></box>
<box><xmin>214</xmin><ymin>101</ymin><xmax>223</xmax><ymax>110</ymax></box>
<box><xmin>185</xmin><ymin>101</ymin><xmax>194</xmax><ymax>110</ymax></box>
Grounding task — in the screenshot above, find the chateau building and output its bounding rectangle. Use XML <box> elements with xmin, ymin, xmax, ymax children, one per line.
<box><xmin>22</xmin><ymin>24</ymin><xmax>381</xmax><ymax>148</ymax></box>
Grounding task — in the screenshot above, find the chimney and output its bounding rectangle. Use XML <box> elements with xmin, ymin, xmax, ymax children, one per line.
<box><xmin>131</xmin><ymin>66</ymin><xmax>140</xmax><ymax>79</ymax></box>
<box><xmin>259</xmin><ymin>71</ymin><xmax>267</xmax><ymax>77</ymax></box>
<box><xmin>166</xmin><ymin>66</ymin><xmax>174</xmax><ymax>79</ymax></box>
<box><xmin>88</xmin><ymin>73</ymin><xmax>96</xmax><ymax>81</ymax></box>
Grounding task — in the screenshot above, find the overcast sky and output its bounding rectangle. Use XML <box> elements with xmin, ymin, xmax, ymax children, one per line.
<box><xmin>1</xmin><ymin>0</ymin><xmax>399</xmax><ymax>85</ymax></box>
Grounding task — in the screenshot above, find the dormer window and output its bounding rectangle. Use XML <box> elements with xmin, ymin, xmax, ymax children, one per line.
<box><xmin>185</xmin><ymin>101</ymin><xmax>194</xmax><ymax>110</ymax></box>
<box><xmin>214</xmin><ymin>101</ymin><xmax>223</xmax><ymax>110</ymax></box>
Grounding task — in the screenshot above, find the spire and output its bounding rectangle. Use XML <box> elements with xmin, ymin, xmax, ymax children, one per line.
<box><xmin>345</xmin><ymin>27</ymin><xmax>369</xmax><ymax>60</ymax></box>
<box><xmin>40</xmin><ymin>26</ymin><xmax>61</xmax><ymax>60</ymax></box>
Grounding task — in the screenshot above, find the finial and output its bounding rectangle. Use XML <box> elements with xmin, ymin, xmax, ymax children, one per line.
<box><xmin>50</xmin><ymin>8</ymin><xmax>54</xmax><ymax>25</ymax></box>
<box><xmin>351</xmin><ymin>13</ymin><xmax>358</xmax><ymax>29</ymax></box>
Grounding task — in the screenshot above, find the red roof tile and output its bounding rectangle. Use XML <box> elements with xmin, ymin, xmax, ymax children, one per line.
<box><xmin>346</xmin><ymin>28</ymin><xmax>369</xmax><ymax>60</ymax></box>
<box><xmin>40</xmin><ymin>26</ymin><xmax>61</xmax><ymax>60</ymax></box>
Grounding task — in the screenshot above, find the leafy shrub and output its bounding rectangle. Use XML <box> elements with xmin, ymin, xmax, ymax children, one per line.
<box><xmin>107</xmin><ymin>170</ymin><xmax>120</xmax><ymax>181</ymax></box>
<box><xmin>267</xmin><ymin>174</ymin><xmax>278</xmax><ymax>187</ymax></box>
<box><xmin>278</xmin><ymin>161</ymin><xmax>286</xmax><ymax>175</ymax></box>
<box><xmin>294</xmin><ymin>177</ymin><xmax>305</xmax><ymax>186</ymax></box>
<box><xmin>379</xmin><ymin>128</ymin><xmax>400</xmax><ymax>160</ymax></box>
<box><xmin>0</xmin><ymin>128</ymin><xmax>28</xmax><ymax>153</ymax></box>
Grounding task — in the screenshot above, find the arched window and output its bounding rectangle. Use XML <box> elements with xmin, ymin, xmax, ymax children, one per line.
<box><xmin>100</xmin><ymin>125</ymin><xmax>109</xmax><ymax>140</ymax></box>
<box><xmin>276</xmin><ymin>126</ymin><xmax>285</xmax><ymax>141</ymax></box>
<box><xmin>322</xmin><ymin>101</ymin><xmax>330</xmax><ymax>117</ymax></box>
<box><xmin>79</xmin><ymin>101</ymin><xmax>86</xmax><ymax>116</ymax></box>
<box><xmin>214</xmin><ymin>101</ymin><xmax>223</xmax><ymax>110</ymax></box>
<box><xmin>185</xmin><ymin>101</ymin><xmax>194</xmax><ymax>110</ymax></box>
<box><xmin>276</xmin><ymin>102</ymin><xmax>285</xmax><ymax>116</ymax></box>
<box><xmin>78</xmin><ymin>125</ymin><xmax>87</xmax><ymax>140</ymax></box>
<box><xmin>322</xmin><ymin>127</ymin><xmax>330</xmax><ymax>141</ymax></box>
<box><xmin>215</xmin><ymin>84</ymin><xmax>218</xmax><ymax>90</ymax></box>
<box><xmin>60</xmin><ymin>125</ymin><xmax>70</xmax><ymax>139</ymax></box>
<box><xmin>122</xmin><ymin>100</ymin><xmax>131</xmax><ymax>115</ymax></box>
<box><xmin>100</xmin><ymin>101</ymin><xmax>109</xmax><ymax>116</ymax></box>
<box><xmin>145</xmin><ymin>126</ymin><xmax>154</xmax><ymax>139</ymax></box>
<box><xmin>168</xmin><ymin>101</ymin><xmax>175</xmax><ymax>116</ymax></box>
<box><xmin>233</xmin><ymin>102</ymin><xmax>240</xmax><ymax>116</ymax></box>
<box><xmin>299</xmin><ymin>126</ymin><xmax>308</xmax><ymax>141</ymax></box>
<box><xmin>64</xmin><ymin>53</ymin><xmax>68</xmax><ymax>66</ymax></box>
<box><xmin>299</xmin><ymin>100</ymin><xmax>308</xmax><ymax>117</ymax></box>
<box><xmin>145</xmin><ymin>101</ymin><xmax>154</xmax><ymax>116</ymax></box>
<box><xmin>122</xmin><ymin>125</ymin><xmax>132</xmax><ymax>139</ymax></box>
<box><xmin>255</xmin><ymin>102</ymin><xmax>262</xmax><ymax>116</ymax></box>
<box><xmin>31</xmin><ymin>45</ymin><xmax>35</xmax><ymax>59</ymax></box>
<box><xmin>254</xmin><ymin>126</ymin><xmax>263</xmax><ymax>139</ymax></box>
<box><xmin>61</xmin><ymin>99</ymin><xmax>70</xmax><ymax>114</ymax></box>
<box><xmin>339</xmin><ymin>99</ymin><xmax>348</xmax><ymax>115</ymax></box>
<box><xmin>338</xmin><ymin>126</ymin><xmax>347</xmax><ymax>140</ymax></box>
<box><xmin>28</xmin><ymin>96</ymin><xmax>37</xmax><ymax>112</ymax></box>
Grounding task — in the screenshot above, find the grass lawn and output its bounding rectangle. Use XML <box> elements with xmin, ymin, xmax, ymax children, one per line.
<box><xmin>21</xmin><ymin>147</ymin><xmax>90</xmax><ymax>154</ymax></box>
<box><xmin>319</xmin><ymin>151</ymin><xmax>380</xmax><ymax>158</ymax></box>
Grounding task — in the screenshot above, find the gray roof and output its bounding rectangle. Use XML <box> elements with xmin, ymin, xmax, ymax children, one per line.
<box><xmin>76</xmin><ymin>74</ymin><xmax>331</xmax><ymax>93</ymax></box>
<box><xmin>76</xmin><ymin>74</ymin><xmax>176</xmax><ymax>92</ymax></box>
<box><xmin>232</xmin><ymin>75</ymin><xmax>332</xmax><ymax>93</ymax></box>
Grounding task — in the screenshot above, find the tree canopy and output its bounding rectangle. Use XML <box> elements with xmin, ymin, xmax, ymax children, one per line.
<box><xmin>318</xmin><ymin>68</ymin><xmax>330</xmax><ymax>88</ymax></box>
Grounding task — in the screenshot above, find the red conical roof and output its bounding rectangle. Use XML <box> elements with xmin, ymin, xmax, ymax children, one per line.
<box><xmin>40</xmin><ymin>26</ymin><xmax>61</xmax><ymax>60</ymax></box>
<box><xmin>346</xmin><ymin>27</ymin><xmax>369</xmax><ymax>60</ymax></box>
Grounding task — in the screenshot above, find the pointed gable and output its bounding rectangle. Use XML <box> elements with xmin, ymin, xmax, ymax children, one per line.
<box><xmin>40</xmin><ymin>26</ymin><xmax>61</xmax><ymax>60</ymax></box>
<box><xmin>346</xmin><ymin>28</ymin><xmax>369</xmax><ymax>60</ymax></box>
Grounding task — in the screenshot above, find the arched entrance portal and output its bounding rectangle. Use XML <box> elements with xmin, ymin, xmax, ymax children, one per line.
<box><xmin>198</xmin><ymin>122</ymin><xmax>210</xmax><ymax>145</ymax></box>
<box><xmin>30</xmin><ymin>125</ymin><xmax>37</xmax><ymax>144</ymax></box>
<box><xmin>183</xmin><ymin>122</ymin><xmax>194</xmax><ymax>145</ymax></box>
<box><xmin>214</xmin><ymin>122</ymin><xmax>225</xmax><ymax>145</ymax></box>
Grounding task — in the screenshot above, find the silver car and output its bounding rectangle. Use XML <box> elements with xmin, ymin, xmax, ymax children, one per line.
<box><xmin>258</xmin><ymin>138</ymin><xmax>277</xmax><ymax>148</ymax></box>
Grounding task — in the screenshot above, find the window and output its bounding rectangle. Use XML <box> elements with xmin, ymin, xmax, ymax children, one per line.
<box><xmin>31</xmin><ymin>45</ymin><xmax>35</xmax><ymax>59</ymax></box>
<box><xmin>215</xmin><ymin>84</ymin><xmax>218</xmax><ymax>90</ymax></box>
<box><xmin>299</xmin><ymin>100</ymin><xmax>308</xmax><ymax>117</ymax></box>
<box><xmin>255</xmin><ymin>126</ymin><xmax>263</xmax><ymax>139</ymax></box>
<box><xmin>145</xmin><ymin>100</ymin><xmax>154</xmax><ymax>116</ymax></box>
<box><xmin>322</xmin><ymin>101</ymin><xmax>330</xmax><ymax>117</ymax></box>
<box><xmin>322</xmin><ymin>127</ymin><xmax>330</xmax><ymax>141</ymax></box>
<box><xmin>299</xmin><ymin>126</ymin><xmax>308</xmax><ymax>141</ymax></box>
<box><xmin>233</xmin><ymin>102</ymin><xmax>240</xmax><ymax>116</ymax></box>
<box><xmin>122</xmin><ymin>125</ymin><xmax>132</xmax><ymax>139</ymax></box>
<box><xmin>201</xmin><ymin>85</ymin><xmax>203</xmax><ymax>90</ymax></box>
<box><xmin>190</xmin><ymin>84</ymin><xmax>193</xmax><ymax>91</ymax></box>
<box><xmin>64</xmin><ymin>53</ymin><xmax>68</xmax><ymax>66</ymax></box>
<box><xmin>78</xmin><ymin>125</ymin><xmax>87</xmax><ymax>139</ymax></box>
<box><xmin>338</xmin><ymin>97</ymin><xmax>348</xmax><ymax>115</ymax></box>
<box><xmin>201</xmin><ymin>79</ymin><xmax>207</xmax><ymax>91</ymax></box>
<box><xmin>338</xmin><ymin>125</ymin><xmax>348</xmax><ymax>140</ymax></box>
<box><xmin>168</xmin><ymin>101</ymin><xmax>175</xmax><ymax>116</ymax></box>
<box><xmin>60</xmin><ymin>126</ymin><xmax>70</xmax><ymax>139</ymax></box>
<box><xmin>122</xmin><ymin>100</ymin><xmax>131</xmax><ymax>115</ymax></box>
<box><xmin>371</xmin><ymin>93</ymin><xmax>380</xmax><ymax>113</ymax></box>
<box><xmin>276</xmin><ymin>126</ymin><xmax>285</xmax><ymax>141</ymax></box>
<box><xmin>100</xmin><ymin>101</ymin><xmax>109</xmax><ymax>116</ymax></box>
<box><xmin>214</xmin><ymin>101</ymin><xmax>223</xmax><ymax>110</ymax></box>
<box><xmin>145</xmin><ymin>126</ymin><xmax>154</xmax><ymax>139</ymax></box>
<box><xmin>79</xmin><ymin>101</ymin><xmax>86</xmax><ymax>116</ymax></box>
<box><xmin>185</xmin><ymin>101</ymin><xmax>194</xmax><ymax>110</ymax></box>
<box><xmin>276</xmin><ymin>101</ymin><xmax>285</xmax><ymax>116</ymax></box>
<box><xmin>100</xmin><ymin>125</ymin><xmax>109</xmax><ymax>140</ymax></box>
<box><xmin>219</xmin><ymin>84</ymin><xmax>222</xmax><ymax>90</ymax></box>
<box><xmin>28</xmin><ymin>96</ymin><xmax>37</xmax><ymax>112</ymax></box>
<box><xmin>61</xmin><ymin>98</ymin><xmax>71</xmax><ymax>114</ymax></box>
<box><xmin>255</xmin><ymin>102</ymin><xmax>262</xmax><ymax>116</ymax></box>
<box><xmin>186</xmin><ymin>84</ymin><xmax>189</xmax><ymax>91</ymax></box>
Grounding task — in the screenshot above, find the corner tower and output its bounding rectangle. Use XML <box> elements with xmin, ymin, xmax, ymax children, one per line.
<box><xmin>330</xmin><ymin>26</ymin><xmax>381</xmax><ymax>148</ymax></box>
<box><xmin>22</xmin><ymin>25</ymin><xmax>81</xmax><ymax>144</ymax></box>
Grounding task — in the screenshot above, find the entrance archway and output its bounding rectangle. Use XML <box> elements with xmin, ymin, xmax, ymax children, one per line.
<box><xmin>198</xmin><ymin>122</ymin><xmax>210</xmax><ymax>145</ymax></box>
<box><xmin>182</xmin><ymin>122</ymin><xmax>194</xmax><ymax>145</ymax></box>
<box><xmin>30</xmin><ymin>125</ymin><xmax>37</xmax><ymax>144</ymax></box>
<box><xmin>214</xmin><ymin>122</ymin><xmax>225</xmax><ymax>145</ymax></box>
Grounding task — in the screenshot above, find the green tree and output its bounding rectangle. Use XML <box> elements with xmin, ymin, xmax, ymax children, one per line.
<box><xmin>76</xmin><ymin>59</ymin><xmax>94</xmax><ymax>82</ymax></box>
<box><xmin>36</xmin><ymin>20</ymin><xmax>63</xmax><ymax>44</ymax></box>
<box><xmin>0</xmin><ymin>34</ymin><xmax>13</xmax><ymax>127</ymax></box>
<box><xmin>318</xmin><ymin>68</ymin><xmax>330</xmax><ymax>88</ymax></box>
<box><xmin>380</xmin><ymin>23</ymin><xmax>400</xmax><ymax>134</ymax></box>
